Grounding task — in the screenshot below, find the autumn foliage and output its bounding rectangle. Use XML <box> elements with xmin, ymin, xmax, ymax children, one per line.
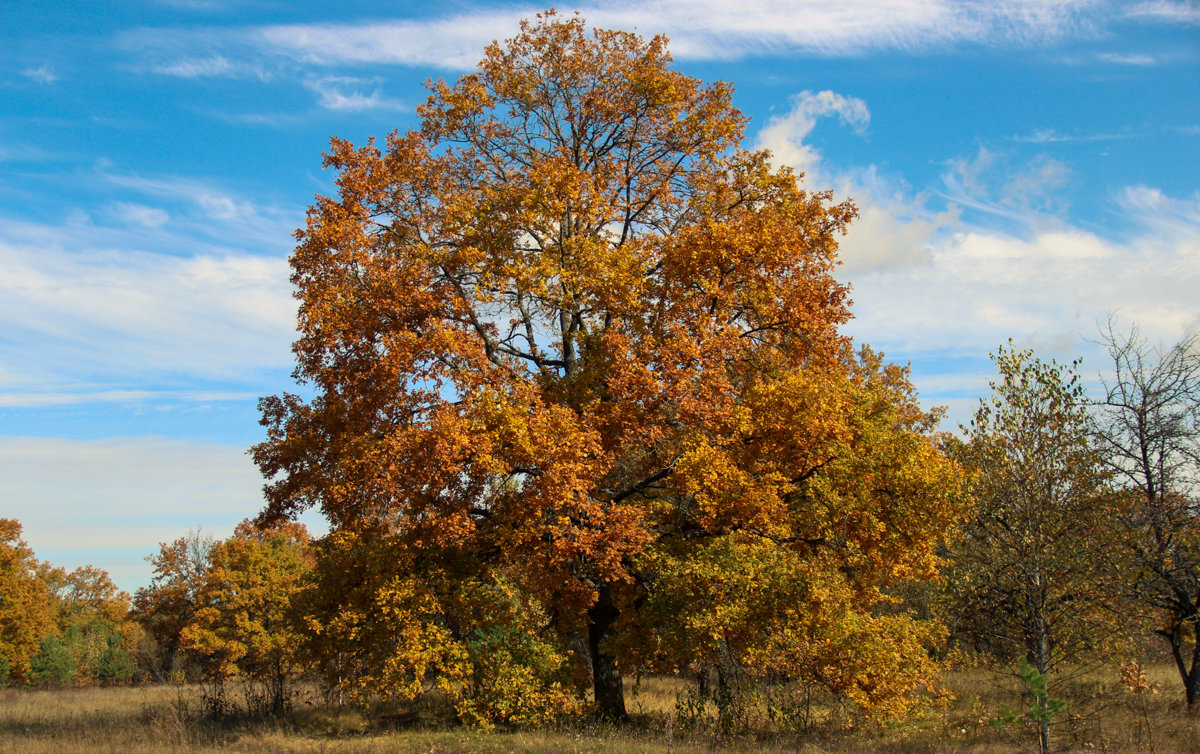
<box><xmin>945</xmin><ymin>345</ymin><xmax>1123</xmax><ymax>673</ymax></box>
<box><xmin>133</xmin><ymin>529</ymin><xmax>214</xmax><ymax>680</ymax></box>
<box><xmin>253</xmin><ymin>12</ymin><xmax>965</xmax><ymax>722</ymax></box>
<box><xmin>180</xmin><ymin>521</ymin><xmax>312</xmax><ymax>714</ymax></box>
<box><xmin>0</xmin><ymin>519</ymin><xmax>54</xmax><ymax>684</ymax></box>
<box><xmin>0</xmin><ymin>520</ymin><xmax>140</xmax><ymax>688</ymax></box>
<box><xmin>3</xmin><ymin>13</ymin><xmax>1194</xmax><ymax>746</ymax></box>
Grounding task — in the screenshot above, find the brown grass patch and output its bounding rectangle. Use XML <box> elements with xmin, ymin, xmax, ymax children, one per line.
<box><xmin>1</xmin><ymin>664</ymin><xmax>1198</xmax><ymax>752</ymax></box>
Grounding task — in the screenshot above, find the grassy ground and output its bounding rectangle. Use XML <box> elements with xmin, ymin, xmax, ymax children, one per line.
<box><xmin>2</xmin><ymin>664</ymin><xmax>1198</xmax><ymax>752</ymax></box>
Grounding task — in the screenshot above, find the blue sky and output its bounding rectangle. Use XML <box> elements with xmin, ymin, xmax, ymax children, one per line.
<box><xmin>2</xmin><ymin>0</ymin><xmax>1197</xmax><ymax>592</ymax></box>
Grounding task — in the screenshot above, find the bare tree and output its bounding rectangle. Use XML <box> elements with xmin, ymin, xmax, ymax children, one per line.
<box><xmin>1095</xmin><ymin>318</ymin><xmax>1200</xmax><ymax>709</ymax></box>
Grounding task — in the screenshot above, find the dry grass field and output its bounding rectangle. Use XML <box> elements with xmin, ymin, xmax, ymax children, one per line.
<box><xmin>2</xmin><ymin>664</ymin><xmax>1199</xmax><ymax>753</ymax></box>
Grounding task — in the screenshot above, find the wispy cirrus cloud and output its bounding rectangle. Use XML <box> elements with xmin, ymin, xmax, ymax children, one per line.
<box><xmin>0</xmin><ymin>389</ymin><xmax>258</xmax><ymax>408</ymax></box>
<box><xmin>111</xmin><ymin>202</ymin><xmax>170</xmax><ymax>229</ymax></box>
<box><xmin>250</xmin><ymin>12</ymin><xmax>515</xmax><ymax>69</ymax></box>
<box><xmin>756</xmin><ymin>86</ymin><xmax>1199</xmax><ymax>432</ymax></box>
<box><xmin>1010</xmin><ymin>127</ymin><xmax>1135</xmax><ymax>143</ymax></box>
<box><xmin>1097</xmin><ymin>52</ymin><xmax>1157</xmax><ymax>65</ymax></box>
<box><xmin>940</xmin><ymin>147</ymin><xmax>1072</xmax><ymax>221</ymax></box>
<box><xmin>100</xmin><ymin>171</ymin><xmax>299</xmax><ymax>248</ymax></box>
<box><xmin>1117</xmin><ymin>185</ymin><xmax>1200</xmax><ymax>235</ymax></box>
<box><xmin>151</xmin><ymin>54</ymin><xmax>270</xmax><ymax>80</ymax></box>
<box><xmin>303</xmin><ymin>75</ymin><xmax>405</xmax><ymax>112</ymax></box>
<box><xmin>0</xmin><ymin>141</ymin><xmax>58</xmax><ymax>163</ymax></box>
<box><xmin>123</xmin><ymin>0</ymin><xmax>1167</xmax><ymax>77</ymax></box>
<box><xmin>21</xmin><ymin>64</ymin><xmax>59</xmax><ymax>84</ymax></box>
<box><xmin>0</xmin><ymin>163</ymin><xmax>304</xmax><ymax>410</ymax></box>
<box><xmin>0</xmin><ymin>232</ymin><xmax>295</xmax><ymax>387</ymax></box>
<box><xmin>152</xmin><ymin>0</ymin><xmax>230</xmax><ymax>10</ymax></box>
<box><xmin>586</xmin><ymin>0</ymin><xmax>1108</xmax><ymax>59</ymax></box>
<box><xmin>1125</xmin><ymin>0</ymin><xmax>1200</xmax><ymax>24</ymax></box>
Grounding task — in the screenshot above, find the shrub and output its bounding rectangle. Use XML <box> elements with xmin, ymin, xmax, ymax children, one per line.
<box><xmin>30</xmin><ymin>633</ymin><xmax>77</xmax><ymax>687</ymax></box>
<box><xmin>455</xmin><ymin>625</ymin><xmax>582</xmax><ymax>729</ymax></box>
<box><xmin>96</xmin><ymin>631</ymin><xmax>136</xmax><ymax>685</ymax></box>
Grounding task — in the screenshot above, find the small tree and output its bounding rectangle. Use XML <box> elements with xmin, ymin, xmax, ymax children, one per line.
<box><xmin>946</xmin><ymin>344</ymin><xmax>1120</xmax><ymax>753</ymax></box>
<box><xmin>29</xmin><ymin>632</ymin><xmax>77</xmax><ymax>688</ymax></box>
<box><xmin>95</xmin><ymin>631</ymin><xmax>136</xmax><ymax>685</ymax></box>
<box><xmin>181</xmin><ymin>521</ymin><xmax>312</xmax><ymax>715</ymax></box>
<box><xmin>995</xmin><ymin>657</ymin><xmax>1068</xmax><ymax>743</ymax></box>
<box><xmin>133</xmin><ymin>529</ymin><xmax>213</xmax><ymax>680</ymax></box>
<box><xmin>1095</xmin><ymin>320</ymin><xmax>1200</xmax><ymax>709</ymax></box>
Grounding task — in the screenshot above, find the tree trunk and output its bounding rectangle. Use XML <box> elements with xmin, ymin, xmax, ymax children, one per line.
<box><xmin>1165</xmin><ymin>621</ymin><xmax>1200</xmax><ymax>712</ymax></box>
<box><xmin>588</xmin><ymin>584</ymin><xmax>626</xmax><ymax>721</ymax></box>
<box><xmin>1035</xmin><ymin>635</ymin><xmax>1051</xmax><ymax>753</ymax></box>
<box><xmin>715</xmin><ymin>665</ymin><xmax>734</xmax><ymax>730</ymax></box>
<box><xmin>1184</xmin><ymin>626</ymin><xmax>1200</xmax><ymax>712</ymax></box>
<box><xmin>697</xmin><ymin>662</ymin><xmax>713</xmax><ymax>699</ymax></box>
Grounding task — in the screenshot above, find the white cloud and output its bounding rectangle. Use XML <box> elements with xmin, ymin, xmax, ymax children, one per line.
<box><xmin>833</xmin><ymin>140</ymin><xmax>1199</xmax><ymax>373</ymax></box>
<box><xmin>0</xmin><ymin>390</ymin><xmax>258</xmax><ymax>408</ymax></box>
<box><xmin>1116</xmin><ymin>185</ymin><xmax>1200</xmax><ymax>235</ymax></box>
<box><xmin>0</xmin><ymin>437</ymin><xmax>321</xmax><ymax>591</ymax></box>
<box><xmin>835</xmin><ymin>176</ymin><xmax>959</xmax><ymax>272</ymax></box>
<box><xmin>756</xmin><ymin>90</ymin><xmax>953</xmax><ymax>272</ymax></box>
<box><xmin>100</xmin><ymin>172</ymin><xmax>299</xmax><ymax>249</ymax></box>
<box><xmin>0</xmin><ymin>234</ymin><xmax>295</xmax><ymax>388</ymax></box>
<box><xmin>21</xmin><ymin>65</ymin><xmax>59</xmax><ymax>84</ymax></box>
<box><xmin>757</xmin><ymin>90</ymin><xmax>870</xmax><ymax>176</ymax></box>
<box><xmin>843</xmin><ymin>225</ymin><xmax>1196</xmax><ymax>434</ymax></box>
<box><xmin>108</xmin><ymin>175</ymin><xmax>246</xmax><ymax>220</ymax></box>
<box><xmin>841</xmin><ymin>194</ymin><xmax>1200</xmax><ymax>384</ymax></box>
<box><xmin>754</xmin><ymin>89</ymin><xmax>1198</xmax><ymax>433</ymax></box>
<box><xmin>587</xmin><ymin>0</ymin><xmax>1099</xmax><ymax>59</ymax></box>
<box><xmin>252</xmin><ymin>13</ymin><xmax>520</xmax><ymax>69</ymax></box>
<box><xmin>0</xmin><ymin>168</ymin><xmax>303</xmax><ymax>409</ymax></box>
<box><xmin>849</xmin><ymin>221</ymin><xmax>1198</xmax><ymax>350</ymax></box>
<box><xmin>304</xmin><ymin>76</ymin><xmax>406</xmax><ymax>112</ymax></box>
<box><xmin>127</xmin><ymin>0</ymin><xmax>1143</xmax><ymax>74</ymax></box>
<box><xmin>151</xmin><ymin>54</ymin><xmax>255</xmax><ymax>78</ymax></box>
<box><xmin>1011</xmin><ymin>127</ymin><xmax>1132</xmax><ymax>143</ymax></box>
<box><xmin>112</xmin><ymin>202</ymin><xmax>169</xmax><ymax>229</ymax></box>
<box><xmin>1125</xmin><ymin>0</ymin><xmax>1200</xmax><ymax>25</ymax></box>
<box><xmin>1097</xmin><ymin>52</ymin><xmax>1156</xmax><ymax>65</ymax></box>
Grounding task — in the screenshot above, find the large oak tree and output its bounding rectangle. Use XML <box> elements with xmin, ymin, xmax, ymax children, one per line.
<box><xmin>255</xmin><ymin>13</ymin><xmax>964</xmax><ymax>720</ymax></box>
